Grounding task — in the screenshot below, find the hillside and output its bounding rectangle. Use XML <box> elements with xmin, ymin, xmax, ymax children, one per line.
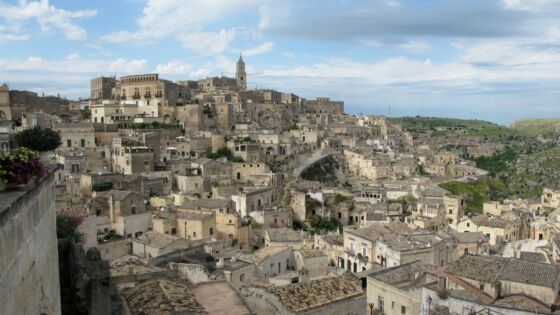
<box><xmin>389</xmin><ymin>116</ymin><xmax>500</xmax><ymax>133</ymax></box>
<box><xmin>391</xmin><ymin>116</ymin><xmax>556</xmax><ymax>199</ymax></box>
<box><xmin>439</xmin><ymin>179</ymin><xmax>512</xmax><ymax>214</ymax></box>
<box><xmin>510</xmin><ymin>118</ymin><xmax>560</xmax><ymax>138</ymax></box>
<box><xmin>389</xmin><ymin>116</ymin><xmax>519</xmax><ymax>142</ymax></box>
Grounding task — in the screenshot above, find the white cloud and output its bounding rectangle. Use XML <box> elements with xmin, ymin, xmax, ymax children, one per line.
<box><xmin>0</xmin><ymin>0</ymin><xmax>96</xmax><ymax>40</ymax></box>
<box><xmin>0</xmin><ymin>56</ymin><xmax>148</xmax><ymax>75</ymax></box>
<box><xmin>259</xmin><ymin>46</ymin><xmax>560</xmax><ymax>94</ymax></box>
<box><xmin>66</xmin><ymin>53</ymin><xmax>80</xmax><ymax>60</ymax></box>
<box><xmin>459</xmin><ymin>41</ymin><xmax>560</xmax><ymax>66</ymax></box>
<box><xmin>361</xmin><ymin>39</ymin><xmax>432</xmax><ymax>54</ymax></box>
<box><xmin>501</xmin><ymin>0</ymin><xmax>557</xmax><ymax>11</ymax></box>
<box><xmin>542</xmin><ymin>26</ymin><xmax>560</xmax><ymax>44</ymax></box>
<box><xmin>155</xmin><ymin>61</ymin><xmax>192</xmax><ymax>75</ymax></box>
<box><xmin>0</xmin><ymin>32</ymin><xmax>30</xmax><ymax>42</ymax></box>
<box><xmin>102</xmin><ymin>0</ymin><xmax>262</xmax><ymax>54</ymax></box>
<box><xmin>258</xmin><ymin>1</ymin><xmax>290</xmax><ymax>31</ymax></box>
<box><xmin>283</xmin><ymin>52</ymin><xmax>296</xmax><ymax>59</ymax></box>
<box><xmin>244</xmin><ymin>42</ymin><xmax>274</xmax><ymax>56</ymax></box>
<box><xmin>178</xmin><ymin>29</ymin><xmax>235</xmax><ymax>56</ymax></box>
<box><xmin>107</xmin><ymin>58</ymin><xmax>148</xmax><ymax>74</ymax></box>
<box><xmin>397</xmin><ymin>41</ymin><xmax>432</xmax><ymax>54</ymax></box>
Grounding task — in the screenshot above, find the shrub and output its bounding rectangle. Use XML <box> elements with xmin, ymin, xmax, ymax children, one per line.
<box><xmin>56</xmin><ymin>215</ymin><xmax>83</xmax><ymax>242</ymax></box>
<box><xmin>334</xmin><ymin>193</ymin><xmax>352</xmax><ymax>204</ymax></box>
<box><xmin>16</xmin><ymin>126</ymin><xmax>61</xmax><ymax>152</ymax></box>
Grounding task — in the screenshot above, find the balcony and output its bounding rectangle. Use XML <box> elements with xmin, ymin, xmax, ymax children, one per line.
<box><xmin>356</xmin><ymin>253</ymin><xmax>369</xmax><ymax>263</ymax></box>
<box><xmin>144</xmin><ymin>94</ymin><xmax>151</xmax><ymax>99</ymax></box>
<box><xmin>121</xmin><ymin>95</ymin><xmax>126</xmax><ymax>100</ymax></box>
<box><xmin>132</xmin><ymin>94</ymin><xmax>141</xmax><ymax>99</ymax></box>
<box><xmin>345</xmin><ymin>247</ymin><xmax>355</xmax><ymax>256</ymax></box>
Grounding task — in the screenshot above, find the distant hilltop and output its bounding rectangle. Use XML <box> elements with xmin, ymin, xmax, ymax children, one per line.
<box><xmin>509</xmin><ymin>118</ymin><xmax>560</xmax><ymax>138</ymax></box>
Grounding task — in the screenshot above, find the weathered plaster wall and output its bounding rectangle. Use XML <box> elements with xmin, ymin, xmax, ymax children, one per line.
<box><xmin>0</xmin><ymin>166</ymin><xmax>62</xmax><ymax>315</ymax></box>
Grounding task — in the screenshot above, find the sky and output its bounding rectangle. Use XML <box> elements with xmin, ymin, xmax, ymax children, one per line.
<box><xmin>0</xmin><ymin>0</ymin><xmax>559</xmax><ymax>124</ymax></box>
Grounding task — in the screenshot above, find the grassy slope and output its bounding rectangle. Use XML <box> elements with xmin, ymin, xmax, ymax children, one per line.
<box><xmin>389</xmin><ymin>116</ymin><xmax>517</xmax><ymax>142</ymax></box>
<box><xmin>389</xmin><ymin>116</ymin><xmax>499</xmax><ymax>132</ymax></box>
<box><xmin>439</xmin><ymin>179</ymin><xmax>513</xmax><ymax>214</ymax></box>
<box><xmin>510</xmin><ymin>118</ymin><xmax>560</xmax><ymax>137</ymax></box>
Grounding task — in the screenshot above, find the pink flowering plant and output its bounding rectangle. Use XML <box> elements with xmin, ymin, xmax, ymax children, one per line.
<box><xmin>0</xmin><ymin>147</ymin><xmax>46</xmax><ymax>186</ymax></box>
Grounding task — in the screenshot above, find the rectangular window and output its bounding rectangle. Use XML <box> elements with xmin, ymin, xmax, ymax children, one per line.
<box><xmin>67</xmin><ymin>139</ymin><xmax>71</xmax><ymax>147</ymax></box>
<box><xmin>209</xmin><ymin>228</ymin><xmax>214</xmax><ymax>235</ymax></box>
<box><xmin>71</xmin><ymin>164</ymin><xmax>80</xmax><ymax>173</ymax></box>
<box><xmin>80</xmin><ymin>139</ymin><xmax>85</xmax><ymax>147</ymax></box>
<box><xmin>240</xmin><ymin>273</ymin><xmax>245</xmax><ymax>282</ymax></box>
<box><xmin>401</xmin><ymin>306</ymin><xmax>406</xmax><ymax>315</ymax></box>
<box><xmin>378</xmin><ymin>296</ymin><xmax>384</xmax><ymax>312</ymax></box>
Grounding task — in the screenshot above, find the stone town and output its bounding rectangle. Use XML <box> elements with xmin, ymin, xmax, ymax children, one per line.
<box><xmin>2</xmin><ymin>57</ymin><xmax>560</xmax><ymax>315</ymax></box>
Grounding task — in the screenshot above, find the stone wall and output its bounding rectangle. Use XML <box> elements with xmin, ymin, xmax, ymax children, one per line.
<box><xmin>0</xmin><ymin>165</ymin><xmax>62</xmax><ymax>314</ymax></box>
<box><xmin>98</xmin><ymin>239</ymin><xmax>132</xmax><ymax>262</ymax></box>
<box><xmin>169</xmin><ymin>263</ymin><xmax>214</xmax><ymax>284</ymax></box>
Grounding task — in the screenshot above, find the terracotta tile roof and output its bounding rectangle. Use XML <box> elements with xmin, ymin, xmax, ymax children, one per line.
<box><xmin>346</xmin><ymin>222</ymin><xmax>448</xmax><ymax>251</ymax></box>
<box><xmin>519</xmin><ymin>251</ymin><xmax>547</xmax><ymax>263</ymax></box>
<box><xmin>499</xmin><ymin>258</ymin><xmax>560</xmax><ymax>288</ymax></box>
<box><xmin>369</xmin><ymin>260</ymin><xmax>434</xmax><ymax>288</ymax></box>
<box><xmin>270</xmin><ymin>275</ymin><xmax>364</xmax><ymax>313</ymax></box>
<box><xmin>123</xmin><ymin>279</ymin><xmax>207</xmax><ymax>314</ymax></box>
<box><xmin>471</xmin><ymin>215</ymin><xmax>510</xmax><ymax>228</ymax></box>
<box><xmin>447</xmin><ymin>255</ymin><xmax>560</xmax><ymax>289</ymax></box>
<box><xmin>451</xmin><ymin>231</ymin><xmax>488</xmax><ymax>244</ymax></box>
<box><xmin>267</xmin><ymin>228</ymin><xmax>303</xmax><ymax>243</ymax></box>
<box><xmin>492</xmin><ymin>294</ymin><xmax>550</xmax><ymax>313</ymax></box>
<box><xmin>446</xmin><ymin>255</ymin><xmax>508</xmax><ymax>284</ymax></box>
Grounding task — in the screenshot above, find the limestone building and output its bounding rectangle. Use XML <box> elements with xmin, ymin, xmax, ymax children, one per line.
<box><xmin>90</xmin><ymin>76</ymin><xmax>117</xmax><ymax>105</ymax></box>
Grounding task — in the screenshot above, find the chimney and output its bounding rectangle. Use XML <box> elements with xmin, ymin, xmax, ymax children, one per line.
<box><xmin>437</xmin><ymin>276</ymin><xmax>446</xmax><ymax>290</ymax></box>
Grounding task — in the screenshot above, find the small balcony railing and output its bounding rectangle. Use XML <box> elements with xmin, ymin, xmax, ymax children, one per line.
<box><xmin>356</xmin><ymin>253</ymin><xmax>369</xmax><ymax>263</ymax></box>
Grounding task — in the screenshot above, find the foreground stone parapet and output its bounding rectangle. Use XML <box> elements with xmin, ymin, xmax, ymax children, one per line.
<box><xmin>0</xmin><ymin>165</ymin><xmax>61</xmax><ymax>315</ymax></box>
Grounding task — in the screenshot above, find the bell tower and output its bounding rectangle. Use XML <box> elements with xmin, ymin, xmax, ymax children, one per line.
<box><xmin>236</xmin><ymin>53</ymin><xmax>247</xmax><ymax>91</ymax></box>
<box><xmin>0</xmin><ymin>83</ymin><xmax>12</xmax><ymax>121</ymax></box>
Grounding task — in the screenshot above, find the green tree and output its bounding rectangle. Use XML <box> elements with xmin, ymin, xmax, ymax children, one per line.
<box><xmin>16</xmin><ymin>126</ymin><xmax>61</xmax><ymax>152</ymax></box>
